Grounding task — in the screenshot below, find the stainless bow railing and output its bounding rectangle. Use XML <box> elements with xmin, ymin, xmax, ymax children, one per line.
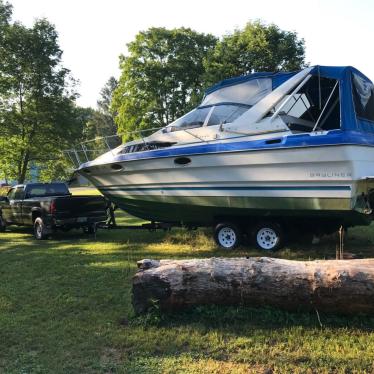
<box><xmin>64</xmin><ymin>126</ymin><xmax>164</xmax><ymax>168</ymax></box>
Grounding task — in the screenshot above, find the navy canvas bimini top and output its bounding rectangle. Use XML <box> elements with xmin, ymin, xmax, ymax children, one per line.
<box><xmin>204</xmin><ymin>65</ymin><xmax>374</xmax><ymax>134</ymax></box>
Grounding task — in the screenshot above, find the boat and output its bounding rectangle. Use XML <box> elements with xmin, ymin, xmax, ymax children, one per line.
<box><xmin>73</xmin><ymin>65</ymin><xmax>374</xmax><ymax>250</ymax></box>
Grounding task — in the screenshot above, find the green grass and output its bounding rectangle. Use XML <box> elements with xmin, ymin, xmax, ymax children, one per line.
<box><xmin>0</xmin><ymin>211</ymin><xmax>374</xmax><ymax>373</ymax></box>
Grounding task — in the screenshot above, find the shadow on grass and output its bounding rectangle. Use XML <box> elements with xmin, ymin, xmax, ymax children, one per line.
<box><xmin>130</xmin><ymin>304</ymin><xmax>374</xmax><ymax>332</ymax></box>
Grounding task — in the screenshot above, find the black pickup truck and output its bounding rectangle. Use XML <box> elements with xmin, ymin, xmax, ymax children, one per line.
<box><xmin>0</xmin><ymin>183</ymin><xmax>109</xmax><ymax>239</ymax></box>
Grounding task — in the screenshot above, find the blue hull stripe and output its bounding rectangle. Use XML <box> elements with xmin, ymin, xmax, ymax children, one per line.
<box><xmin>114</xmin><ymin>136</ymin><xmax>348</xmax><ymax>163</ymax></box>
<box><xmin>81</xmin><ymin>130</ymin><xmax>374</xmax><ymax>167</ymax></box>
<box><xmin>100</xmin><ymin>185</ymin><xmax>351</xmax><ymax>192</ymax></box>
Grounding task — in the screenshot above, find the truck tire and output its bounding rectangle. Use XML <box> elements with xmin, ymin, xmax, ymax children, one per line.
<box><xmin>214</xmin><ymin>222</ymin><xmax>241</xmax><ymax>250</ymax></box>
<box><xmin>34</xmin><ymin>217</ymin><xmax>49</xmax><ymax>240</ymax></box>
<box><xmin>0</xmin><ymin>215</ymin><xmax>6</xmax><ymax>232</ymax></box>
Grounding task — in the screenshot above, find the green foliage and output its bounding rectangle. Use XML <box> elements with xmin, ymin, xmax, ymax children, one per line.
<box><xmin>77</xmin><ymin>78</ymin><xmax>121</xmax><ymax>165</ymax></box>
<box><xmin>0</xmin><ymin>185</ymin><xmax>10</xmax><ymax>196</ymax></box>
<box><xmin>0</xmin><ymin>0</ymin><xmax>11</xmax><ymax>26</ymax></box>
<box><xmin>112</xmin><ymin>22</ymin><xmax>306</xmax><ymax>140</ymax></box>
<box><xmin>37</xmin><ymin>157</ymin><xmax>73</xmax><ymax>182</ymax></box>
<box><xmin>84</xmin><ymin>77</ymin><xmax>118</xmax><ymax>140</ymax></box>
<box><xmin>98</xmin><ymin>76</ymin><xmax>118</xmax><ymax>115</ymax></box>
<box><xmin>112</xmin><ymin>27</ymin><xmax>217</xmax><ymax>140</ymax></box>
<box><xmin>204</xmin><ymin>20</ymin><xmax>306</xmax><ymax>85</ymax></box>
<box><xmin>0</xmin><ymin>1</ymin><xmax>84</xmax><ymax>183</ymax></box>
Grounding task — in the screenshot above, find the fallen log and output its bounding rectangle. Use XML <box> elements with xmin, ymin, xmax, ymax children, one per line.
<box><xmin>132</xmin><ymin>257</ymin><xmax>374</xmax><ymax>315</ymax></box>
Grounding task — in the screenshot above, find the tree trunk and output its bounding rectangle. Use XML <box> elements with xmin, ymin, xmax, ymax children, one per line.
<box><xmin>132</xmin><ymin>257</ymin><xmax>374</xmax><ymax>315</ymax></box>
<box><xmin>18</xmin><ymin>150</ymin><xmax>30</xmax><ymax>184</ymax></box>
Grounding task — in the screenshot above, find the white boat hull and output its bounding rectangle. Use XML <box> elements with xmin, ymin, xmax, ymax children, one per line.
<box><xmin>80</xmin><ymin>143</ymin><xmax>374</xmax><ymax>226</ymax></box>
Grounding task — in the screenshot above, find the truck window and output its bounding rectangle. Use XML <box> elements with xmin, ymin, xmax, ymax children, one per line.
<box><xmin>27</xmin><ymin>186</ymin><xmax>47</xmax><ymax>197</ymax></box>
<box><xmin>7</xmin><ymin>188</ymin><xmax>16</xmax><ymax>200</ymax></box>
<box><xmin>13</xmin><ymin>187</ymin><xmax>25</xmax><ymax>200</ymax></box>
<box><xmin>47</xmin><ymin>184</ymin><xmax>70</xmax><ymax>196</ymax></box>
<box><xmin>26</xmin><ymin>183</ymin><xmax>70</xmax><ymax>198</ymax></box>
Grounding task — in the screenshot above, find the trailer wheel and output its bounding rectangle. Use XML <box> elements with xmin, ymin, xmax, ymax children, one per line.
<box><xmin>214</xmin><ymin>223</ymin><xmax>241</xmax><ymax>250</ymax></box>
<box><xmin>34</xmin><ymin>217</ymin><xmax>48</xmax><ymax>240</ymax></box>
<box><xmin>253</xmin><ymin>222</ymin><xmax>283</xmax><ymax>251</ymax></box>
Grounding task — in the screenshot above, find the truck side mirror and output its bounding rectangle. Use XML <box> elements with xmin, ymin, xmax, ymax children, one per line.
<box><xmin>0</xmin><ymin>196</ymin><xmax>8</xmax><ymax>202</ymax></box>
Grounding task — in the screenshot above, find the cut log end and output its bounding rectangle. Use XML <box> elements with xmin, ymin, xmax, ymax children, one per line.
<box><xmin>137</xmin><ymin>259</ymin><xmax>160</xmax><ymax>270</ymax></box>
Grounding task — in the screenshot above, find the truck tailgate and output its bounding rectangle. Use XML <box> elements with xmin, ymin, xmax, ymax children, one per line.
<box><xmin>53</xmin><ymin>196</ymin><xmax>108</xmax><ymax>218</ymax></box>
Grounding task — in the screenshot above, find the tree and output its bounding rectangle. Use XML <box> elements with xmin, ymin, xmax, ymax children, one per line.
<box><xmin>204</xmin><ymin>20</ymin><xmax>306</xmax><ymax>85</ymax></box>
<box><xmin>112</xmin><ymin>27</ymin><xmax>217</xmax><ymax>139</ymax></box>
<box><xmin>112</xmin><ymin>23</ymin><xmax>306</xmax><ymax>139</ymax></box>
<box><xmin>0</xmin><ymin>1</ymin><xmax>84</xmax><ymax>183</ymax></box>
<box><xmin>98</xmin><ymin>76</ymin><xmax>117</xmax><ymax>115</ymax></box>
<box><xmin>0</xmin><ymin>0</ymin><xmax>11</xmax><ymax>26</ymax></box>
<box><xmin>84</xmin><ymin>77</ymin><xmax>118</xmax><ymax>141</ymax></box>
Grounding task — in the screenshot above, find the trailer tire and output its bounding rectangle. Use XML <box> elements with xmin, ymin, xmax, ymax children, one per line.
<box><xmin>253</xmin><ymin>222</ymin><xmax>284</xmax><ymax>251</ymax></box>
<box><xmin>34</xmin><ymin>217</ymin><xmax>49</xmax><ymax>240</ymax></box>
<box><xmin>214</xmin><ymin>222</ymin><xmax>241</xmax><ymax>250</ymax></box>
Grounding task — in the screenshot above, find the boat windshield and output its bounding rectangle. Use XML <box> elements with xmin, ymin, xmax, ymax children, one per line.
<box><xmin>207</xmin><ymin>104</ymin><xmax>249</xmax><ymax>126</ymax></box>
<box><xmin>166</xmin><ymin>103</ymin><xmax>249</xmax><ymax>132</ymax></box>
<box><xmin>167</xmin><ymin>107</ymin><xmax>211</xmax><ymax>132</ymax></box>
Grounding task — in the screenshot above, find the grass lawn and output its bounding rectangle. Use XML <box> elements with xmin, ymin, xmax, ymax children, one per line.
<box><xmin>1</xmin><ymin>196</ymin><xmax>374</xmax><ymax>373</ymax></box>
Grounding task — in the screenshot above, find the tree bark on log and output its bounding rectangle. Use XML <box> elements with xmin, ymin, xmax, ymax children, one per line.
<box><xmin>132</xmin><ymin>257</ymin><xmax>374</xmax><ymax>315</ymax></box>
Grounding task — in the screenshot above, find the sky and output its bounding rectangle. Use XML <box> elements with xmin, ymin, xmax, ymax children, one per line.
<box><xmin>9</xmin><ymin>0</ymin><xmax>374</xmax><ymax>108</ymax></box>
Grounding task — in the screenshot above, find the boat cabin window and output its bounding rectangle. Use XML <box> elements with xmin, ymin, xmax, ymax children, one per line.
<box><xmin>352</xmin><ymin>73</ymin><xmax>374</xmax><ymax>122</ymax></box>
<box><xmin>166</xmin><ymin>107</ymin><xmax>211</xmax><ymax>132</ymax></box>
<box><xmin>207</xmin><ymin>104</ymin><xmax>249</xmax><ymax>126</ymax></box>
<box><xmin>119</xmin><ymin>140</ymin><xmax>175</xmax><ymax>154</ymax></box>
<box><xmin>276</xmin><ymin>93</ymin><xmax>310</xmax><ymax>118</ymax></box>
<box><xmin>270</xmin><ymin>76</ymin><xmax>341</xmax><ymax>133</ymax></box>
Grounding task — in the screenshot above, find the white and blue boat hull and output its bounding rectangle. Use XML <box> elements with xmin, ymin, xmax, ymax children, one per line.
<box><xmin>80</xmin><ymin>141</ymin><xmax>374</xmax><ymax>227</ymax></box>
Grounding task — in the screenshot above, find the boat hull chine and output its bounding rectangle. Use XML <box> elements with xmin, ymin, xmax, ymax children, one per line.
<box><xmin>104</xmin><ymin>193</ymin><xmax>370</xmax><ymax>227</ymax></box>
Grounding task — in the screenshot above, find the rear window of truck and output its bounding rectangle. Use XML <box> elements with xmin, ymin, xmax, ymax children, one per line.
<box><xmin>26</xmin><ymin>184</ymin><xmax>70</xmax><ymax>198</ymax></box>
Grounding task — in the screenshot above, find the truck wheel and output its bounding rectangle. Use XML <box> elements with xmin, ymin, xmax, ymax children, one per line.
<box><xmin>34</xmin><ymin>217</ymin><xmax>48</xmax><ymax>240</ymax></box>
<box><xmin>253</xmin><ymin>222</ymin><xmax>283</xmax><ymax>251</ymax></box>
<box><xmin>214</xmin><ymin>222</ymin><xmax>241</xmax><ymax>250</ymax></box>
<box><xmin>0</xmin><ymin>216</ymin><xmax>6</xmax><ymax>232</ymax></box>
